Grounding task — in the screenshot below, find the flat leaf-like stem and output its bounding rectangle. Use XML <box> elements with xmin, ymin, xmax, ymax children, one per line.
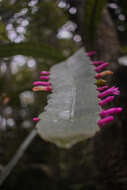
<box><xmin>37</xmin><ymin>48</ymin><xmax>99</xmax><ymax>148</ymax></box>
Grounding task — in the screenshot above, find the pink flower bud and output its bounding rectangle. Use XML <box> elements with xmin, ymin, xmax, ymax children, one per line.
<box><xmin>92</xmin><ymin>61</ymin><xmax>104</xmax><ymax>66</ymax></box>
<box><xmin>32</xmin><ymin>86</ymin><xmax>52</xmax><ymax>92</ymax></box>
<box><xmin>33</xmin><ymin>117</ymin><xmax>40</xmax><ymax>122</ymax></box>
<box><xmin>98</xmin><ymin>87</ymin><xmax>120</xmax><ymax>99</ymax></box>
<box><xmin>45</xmin><ymin>86</ymin><xmax>52</xmax><ymax>92</ymax></box>
<box><xmin>40</xmin><ymin>71</ymin><xmax>50</xmax><ymax>75</ymax></box>
<box><xmin>99</xmin><ymin>96</ymin><xmax>114</xmax><ymax>106</ymax></box>
<box><xmin>97</xmin><ymin>86</ymin><xmax>108</xmax><ymax>92</ymax></box>
<box><xmin>100</xmin><ymin>107</ymin><xmax>122</xmax><ymax>118</ymax></box>
<box><xmin>95</xmin><ymin>62</ymin><xmax>109</xmax><ymax>72</ymax></box>
<box><xmin>33</xmin><ymin>81</ymin><xmax>51</xmax><ymax>86</ymax></box>
<box><xmin>95</xmin><ymin>70</ymin><xmax>113</xmax><ymax>79</ymax></box>
<box><xmin>86</xmin><ymin>51</ymin><xmax>96</xmax><ymax>57</ymax></box>
<box><xmin>40</xmin><ymin>76</ymin><xmax>49</xmax><ymax>80</ymax></box>
<box><xmin>95</xmin><ymin>73</ymin><xmax>102</xmax><ymax>79</ymax></box>
<box><xmin>98</xmin><ymin>116</ymin><xmax>114</xmax><ymax>127</ymax></box>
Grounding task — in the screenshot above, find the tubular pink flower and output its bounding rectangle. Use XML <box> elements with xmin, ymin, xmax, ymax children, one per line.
<box><xmin>98</xmin><ymin>87</ymin><xmax>120</xmax><ymax>99</ymax></box>
<box><xmin>98</xmin><ymin>116</ymin><xmax>114</xmax><ymax>127</ymax></box>
<box><xmin>100</xmin><ymin>107</ymin><xmax>122</xmax><ymax>118</ymax></box>
<box><xmin>99</xmin><ymin>96</ymin><xmax>114</xmax><ymax>106</ymax></box>
<box><xmin>33</xmin><ymin>81</ymin><xmax>51</xmax><ymax>86</ymax></box>
<box><xmin>92</xmin><ymin>61</ymin><xmax>104</xmax><ymax>66</ymax></box>
<box><xmin>97</xmin><ymin>86</ymin><xmax>108</xmax><ymax>92</ymax></box>
<box><xmin>33</xmin><ymin>117</ymin><xmax>40</xmax><ymax>122</ymax></box>
<box><xmin>40</xmin><ymin>76</ymin><xmax>49</xmax><ymax>80</ymax></box>
<box><xmin>86</xmin><ymin>51</ymin><xmax>96</xmax><ymax>57</ymax></box>
<box><xmin>95</xmin><ymin>62</ymin><xmax>109</xmax><ymax>72</ymax></box>
<box><xmin>40</xmin><ymin>71</ymin><xmax>50</xmax><ymax>75</ymax></box>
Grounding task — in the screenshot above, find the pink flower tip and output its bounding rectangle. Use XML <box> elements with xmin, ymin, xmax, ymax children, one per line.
<box><xmin>98</xmin><ymin>86</ymin><xmax>120</xmax><ymax>99</ymax></box>
<box><xmin>99</xmin><ymin>96</ymin><xmax>114</xmax><ymax>106</ymax></box>
<box><xmin>40</xmin><ymin>71</ymin><xmax>50</xmax><ymax>75</ymax></box>
<box><xmin>97</xmin><ymin>86</ymin><xmax>108</xmax><ymax>92</ymax></box>
<box><xmin>98</xmin><ymin>116</ymin><xmax>114</xmax><ymax>127</ymax></box>
<box><xmin>33</xmin><ymin>117</ymin><xmax>40</xmax><ymax>122</ymax></box>
<box><xmin>92</xmin><ymin>61</ymin><xmax>104</xmax><ymax>66</ymax></box>
<box><xmin>33</xmin><ymin>81</ymin><xmax>51</xmax><ymax>86</ymax></box>
<box><xmin>45</xmin><ymin>86</ymin><xmax>52</xmax><ymax>92</ymax></box>
<box><xmin>95</xmin><ymin>73</ymin><xmax>102</xmax><ymax>79</ymax></box>
<box><xmin>40</xmin><ymin>76</ymin><xmax>49</xmax><ymax>80</ymax></box>
<box><xmin>87</xmin><ymin>51</ymin><xmax>96</xmax><ymax>57</ymax></box>
<box><xmin>95</xmin><ymin>62</ymin><xmax>109</xmax><ymax>72</ymax></box>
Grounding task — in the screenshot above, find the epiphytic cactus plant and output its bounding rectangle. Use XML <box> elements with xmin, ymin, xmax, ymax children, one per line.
<box><xmin>32</xmin><ymin>48</ymin><xmax>99</xmax><ymax>148</ymax></box>
<box><xmin>32</xmin><ymin>49</ymin><xmax>122</xmax><ymax>147</ymax></box>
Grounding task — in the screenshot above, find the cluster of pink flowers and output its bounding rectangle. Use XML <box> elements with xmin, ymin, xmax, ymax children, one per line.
<box><xmin>32</xmin><ymin>70</ymin><xmax>52</xmax><ymax>123</ymax></box>
<box><xmin>87</xmin><ymin>51</ymin><xmax>122</xmax><ymax>127</ymax></box>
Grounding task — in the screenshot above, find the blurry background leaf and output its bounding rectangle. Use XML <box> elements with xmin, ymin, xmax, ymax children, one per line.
<box><xmin>84</xmin><ymin>0</ymin><xmax>107</xmax><ymax>47</ymax></box>
<box><xmin>0</xmin><ymin>43</ymin><xmax>65</xmax><ymax>61</ymax></box>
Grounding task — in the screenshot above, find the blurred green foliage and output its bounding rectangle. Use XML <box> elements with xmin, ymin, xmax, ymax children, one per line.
<box><xmin>26</xmin><ymin>1</ymin><xmax>68</xmax><ymax>42</ymax></box>
<box><xmin>0</xmin><ymin>21</ymin><xmax>8</xmax><ymax>41</ymax></box>
<box><xmin>0</xmin><ymin>43</ymin><xmax>65</xmax><ymax>61</ymax></box>
<box><xmin>84</xmin><ymin>0</ymin><xmax>107</xmax><ymax>47</ymax></box>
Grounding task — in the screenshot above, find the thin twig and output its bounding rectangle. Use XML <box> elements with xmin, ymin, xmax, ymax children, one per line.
<box><xmin>0</xmin><ymin>129</ymin><xmax>37</xmax><ymax>186</ymax></box>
